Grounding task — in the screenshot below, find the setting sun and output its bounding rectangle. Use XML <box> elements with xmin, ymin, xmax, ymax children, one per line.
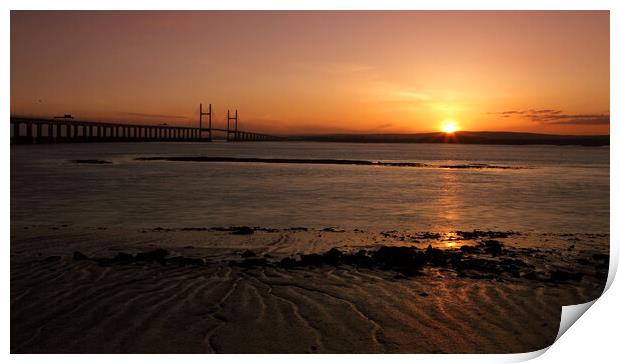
<box><xmin>441</xmin><ymin>121</ymin><xmax>459</xmax><ymax>133</ymax></box>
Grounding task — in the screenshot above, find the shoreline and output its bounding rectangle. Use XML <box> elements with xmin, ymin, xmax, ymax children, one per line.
<box><xmin>11</xmin><ymin>225</ymin><xmax>608</xmax><ymax>353</ymax></box>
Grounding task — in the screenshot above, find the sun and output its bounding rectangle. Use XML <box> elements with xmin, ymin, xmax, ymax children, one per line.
<box><xmin>441</xmin><ymin>120</ymin><xmax>459</xmax><ymax>133</ymax></box>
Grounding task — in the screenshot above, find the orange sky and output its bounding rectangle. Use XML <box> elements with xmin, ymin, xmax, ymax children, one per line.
<box><xmin>10</xmin><ymin>11</ymin><xmax>609</xmax><ymax>135</ymax></box>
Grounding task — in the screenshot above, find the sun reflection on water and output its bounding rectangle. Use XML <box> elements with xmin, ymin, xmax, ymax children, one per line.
<box><xmin>432</xmin><ymin>168</ymin><xmax>461</xmax><ymax>242</ymax></box>
<box><xmin>439</xmin><ymin>232</ymin><xmax>461</xmax><ymax>249</ymax></box>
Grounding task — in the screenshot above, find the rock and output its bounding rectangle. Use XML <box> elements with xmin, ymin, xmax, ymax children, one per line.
<box><xmin>181</xmin><ymin>227</ymin><xmax>210</xmax><ymax>231</ymax></box>
<box><xmin>373</xmin><ymin>246</ymin><xmax>419</xmax><ymax>265</ymax></box>
<box><xmin>241</xmin><ymin>250</ymin><xmax>257</xmax><ymax>258</ymax></box>
<box><xmin>410</xmin><ymin>232</ymin><xmax>441</xmax><ymax>240</ymax></box>
<box><xmin>592</xmin><ymin>253</ymin><xmax>609</xmax><ymax>264</ymax></box>
<box><xmin>499</xmin><ymin>257</ymin><xmax>529</xmax><ymax>267</ymax></box>
<box><xmin>299</xmin><ymin>253</ymin><xmax>325</xmax><ymax>266</ymax></box>
<box><xmin>425</xmin><ymin>245</ymin><xmax>447</xmax><ymax>266</ymax></box>
<box><xmin>342</xmin><ymin>250</ymin><xmax>373</xmax><ymax>268</ymax></box>
<box><xmin>550</xmin><ymin>269</ymin><xmax>583</xmax><ymax>282</ymax></box>
<box><xmin>522</xmin><ymin>271</ymin><xmax>538</xmax><ymax>280</ymax></box>
<box><xmin>166</xmin><ymin>256</ymin><xmax>206</xmax><ymax>266</ymax></box>
<box><xmin>576</xmin><ymin>258</ymin><xmax>591</xmax><ymax>265</ymax></box>
<box><xmin>73</xmin><ymin>251</ymin><xmax>89</xmax><ymax>261</ymax></box>
<box><xmin>211</xmin><ymin>227</ymin><xmax>230</xmax><ymax>232</ymax></box>
<box><xmin>479</xmin><ymin>240</ymin><xmax>503</xmax><ymax>255</ymax></box>
<box><xmin>595</xmin><ymin>270</ymin><xmax>607</xmax><ymax>280</ymax></box>
<box><xmin>42</xmin><ymin>255</ymin><xmax>61</xmax><ymax>263</ymax></box>
<box><xmin>459</xmin><ymin>245</ymin><xmax>479</xmax><ymax>254</ymax></box>
<box><xmin>234</xmin><ymin>258</ymin><xmax>269</xmax><ymax>267</ymax></box>
<box><xmin>113</xmin><ymin>252</ymin><xmax>134</xmax><ymax>263</ymax></box>
<box><xmin>444</xmin><ymin>250</ymin><xmax>463</xmax><ymax>264</ymax></box>
<box><xmin>505</xmin><ymin>266</ymin><xmax>521</xmax><ymax>278</ymax></box>
<box><xmin>134</xmin><ymin>249</ymin><xmax>169</xmax><ymax>262</ymax></box>
<box><xmin>457</xmin><ymin>230</ymin><xmax>514</xmax><ymax>240</ymax></box>
<box><xmin>253</xmin><ymin>227</ymin><xmax>279</xmax><ymax>233</ymax></box>
<box><xmin>72</xmin><ymin>159</ymin><xmax>112</xmax><ymax>164</ymax></box>
<box><xmin>231</xmin><ymin>226</ymin><xmax>254</xmax><ymax>235</ymax></box>
<box><xmin>322</xmin><ymin>248</ymin><xmax>343</xmax><ymax>265</ymax></box>
<box><xmin>372</xmin><ymin>246</ymin><xmax>426</xmax><ymax>275</ymax></box>
<box><xmin>279</xmin><ymin>257</ymin><xmax>297</xmax><ymax>268</ymax></box>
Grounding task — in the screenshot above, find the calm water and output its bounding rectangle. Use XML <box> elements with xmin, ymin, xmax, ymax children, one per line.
<box><xmin>11</xmin><ymin>142</ymin><xmax>609</xmax><ymax>233</ymax></box>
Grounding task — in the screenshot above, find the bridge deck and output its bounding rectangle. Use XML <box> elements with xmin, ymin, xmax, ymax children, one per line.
<box><xmin>10</xmin><ymin>117</ymin><xmax>283</xmax><ymax>144</ymax></box>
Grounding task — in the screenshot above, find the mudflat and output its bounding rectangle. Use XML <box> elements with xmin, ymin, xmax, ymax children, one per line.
<box><xmin>10</xmin><ymin>225</ymin><xmax>608</xmax><ymax>353</ymax></box>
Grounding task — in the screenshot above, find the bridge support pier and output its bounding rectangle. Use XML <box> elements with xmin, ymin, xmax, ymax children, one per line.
<box><xmin>11</xmin><ymin>117</ymin><xmax>279</xmax><ymax>144</ymax></box>
<box><xmin>13</xmin><ymin>122</ymin><xmax>21</xmax><ymax>141</ymax></box>
<box><xmin>26</xmin><ymin>123</ymin><xmax>33</xmax><ymax>143</ymax></box>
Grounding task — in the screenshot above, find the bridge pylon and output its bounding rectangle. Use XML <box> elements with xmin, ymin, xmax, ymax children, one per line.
<box><xmin>199</xmin><ymin>103</ymin><xmax>212</xmax><ymax>141</ymax></box>
<box><xmin>226</xmin><ymin>109</ymin><xmax>238</xmax><ymax>141</ymax></box>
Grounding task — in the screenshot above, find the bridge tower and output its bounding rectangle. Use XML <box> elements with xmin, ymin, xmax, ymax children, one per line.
<box><xmin>227</xmin><ymin>109</ymin><xmax>238</xmax><ymax>141</ymax></box>
<box><xmin>199</xmin><ymin>103</ymin><xmax>212</xmax><ymax>141</ymax></box>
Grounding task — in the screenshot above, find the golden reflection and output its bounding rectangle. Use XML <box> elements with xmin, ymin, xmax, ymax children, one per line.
<box><xmin>432</xmin><ymin>169</ymin><xmax>462</xmax><ymax>248</ymax></box>
<box><xmin>440</xmin><ymin>232</ymin><xmax>459</xmax><ymax>248</ymax></box>
<box><xmin>441</xmin><ymin>232</ymin><xmax>458</xmax><ymax>240</ymax></box>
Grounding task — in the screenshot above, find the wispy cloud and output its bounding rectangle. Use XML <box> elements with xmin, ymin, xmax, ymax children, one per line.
<box><xmin>489</xmin><ymin>109</ymin><xmax>609</xmax><ymax>125</ymax></box>
<box><xmin>370</xmin><ymin>123</ymin><xmax>394</xmax><ymax>131</ymax></box>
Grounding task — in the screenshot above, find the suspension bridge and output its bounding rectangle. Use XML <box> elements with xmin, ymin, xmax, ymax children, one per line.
<box><xmin>10</xmin><ymin>103</ymin><xmax>285</xmax><ymax>144</ymax></box>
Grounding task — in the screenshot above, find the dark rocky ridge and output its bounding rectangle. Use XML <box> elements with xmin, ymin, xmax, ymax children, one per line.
<box><xmin>60</xmin><ymin>233</ymin><xmax>607</xmax><ymax>285</ymax></box>
<box><xmin>135</xmin><ymin>156</ymin><xmax>525</xmax><ymax>170</ymax></box>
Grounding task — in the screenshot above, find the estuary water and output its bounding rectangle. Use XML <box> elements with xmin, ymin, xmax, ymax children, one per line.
<box><xmin>10</xmin><ymin>142</ymin><xmax>609</xmax><ymax>233</ymax></box>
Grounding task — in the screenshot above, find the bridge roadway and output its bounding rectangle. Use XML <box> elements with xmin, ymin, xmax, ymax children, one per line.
<box><xmin>10</xmin><ymin>117</ymin><xmax>283</xmax><ymax>144</ymax></box>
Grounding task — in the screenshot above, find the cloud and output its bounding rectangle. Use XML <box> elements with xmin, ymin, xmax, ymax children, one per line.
<box><xmin>489</xmin><ymin>109</ymin><xmax>610</xmax><ymax>125</ymax></box>
<box><xmin>493</xmin><ymin>110</ymin><xmax>526</xmax><ymax>115</ymax></box>
<box><xmin>528</xmin><ymin>109</ymin><xmax>562</xmax><ymax>115</ymax></box>
<box><xmin>541</xmin><ymin>114</ymin><xmax>610</xmax><ymax>125</ymax></box>
<box><xmin>371</xmin><ymin>123</ymin><xmax>394</xmax><ymax>131</ymax></box>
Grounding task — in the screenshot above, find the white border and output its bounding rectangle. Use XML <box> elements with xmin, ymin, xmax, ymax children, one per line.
<box><xmin>4</xmin><ymin>1</ymin><xmax>618</xmax><ymax>363</ymax></box>
<box><xmin>4</xmin><ymin>0</ymin><xmax>619</xmax><ymax>11</ymax></box>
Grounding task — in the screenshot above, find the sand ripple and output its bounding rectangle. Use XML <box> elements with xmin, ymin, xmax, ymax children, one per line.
<box><xmin>11</xmin><ymin>227</ymin><xmax>606</xmax><ymax>353</ymax></box>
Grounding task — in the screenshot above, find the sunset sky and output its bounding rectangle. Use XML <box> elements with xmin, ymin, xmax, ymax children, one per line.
<box><xmin>10</xmin><ymin>11</ymin><xmax>609</xmax><ymax>135</ymax></box>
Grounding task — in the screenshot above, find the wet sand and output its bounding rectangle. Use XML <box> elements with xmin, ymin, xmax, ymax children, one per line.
<box><xmin>10</xmin><ymin>225</ymin><xmax>608</xmax><ymax>353</ymax></box>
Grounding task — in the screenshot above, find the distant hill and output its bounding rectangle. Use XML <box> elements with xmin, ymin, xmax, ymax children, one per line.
<box><xmin>286</xmin><ymin>131</ymin><xmax>609</xmax><ymax>146</ymax></box>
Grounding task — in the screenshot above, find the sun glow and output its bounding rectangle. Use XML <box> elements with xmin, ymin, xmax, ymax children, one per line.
<box><xmin>441</xmin><ymin>120</ymin><xmax>459</xmax><ymax>133</ymax></box>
